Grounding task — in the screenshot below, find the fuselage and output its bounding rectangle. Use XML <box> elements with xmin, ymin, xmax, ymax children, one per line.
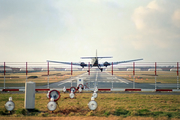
<box><xmin>91</xmin><ymin>57</ymin><xmax>99</xmax><ymax>67</ymax></box>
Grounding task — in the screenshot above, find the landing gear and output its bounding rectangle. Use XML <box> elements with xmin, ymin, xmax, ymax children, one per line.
<box><xmin>99</xmin><ymin>68</ymin><xmax>103</xmax><ymax>72</ymax></box>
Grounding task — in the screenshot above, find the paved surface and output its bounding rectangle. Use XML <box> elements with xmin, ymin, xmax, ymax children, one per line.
<box><xmin>37</xmin><ymin>71</ymin><xmax>178</xmax><ymax>90</ymax></box>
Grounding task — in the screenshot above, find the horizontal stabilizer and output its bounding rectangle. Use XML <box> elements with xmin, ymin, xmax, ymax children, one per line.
<box><xmin>81</xmin><ymin>56</ymin><xmax>112</xmax><ymax>59</ymax></box>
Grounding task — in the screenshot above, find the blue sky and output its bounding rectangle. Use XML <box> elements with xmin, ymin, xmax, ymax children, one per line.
<box><xmin>0</xmin><ymin>0</ymin><xmax>180</xmax><ymax>63</ymax></box>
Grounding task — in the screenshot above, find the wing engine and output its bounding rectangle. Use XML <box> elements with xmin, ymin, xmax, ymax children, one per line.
<box><xmin>103</xmin><ymin>61</ymin><xmax>110</xmax><ymax>67</ymax></box>
<box><xmin>80</xmin><ymin>62</ymin><xmax>87</xmax><ymax>68</ymax></box>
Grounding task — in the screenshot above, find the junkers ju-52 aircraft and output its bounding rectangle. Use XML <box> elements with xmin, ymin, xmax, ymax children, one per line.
<box><xmin>47</xmin><ymin>50</ymin><xmax>143</xmax><ymax>72</ymax></box>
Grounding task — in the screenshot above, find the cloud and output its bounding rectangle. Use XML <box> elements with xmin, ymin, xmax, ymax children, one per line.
<box><xmin>172</xmin><ymin>9</ymin><xmax>180</xmax><ymax>28</ymax></box>
<box><xmin>131</xmin><ymin>0</ymin><xmax>180</xmax><ymax>50</ymax></box>
<box><xmin>132</xmin><ymin>0</ymin><xmax>168</xmax><ymax>31</ymax></box>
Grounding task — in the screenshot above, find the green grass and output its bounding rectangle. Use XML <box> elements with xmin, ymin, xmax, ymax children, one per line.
<box><xmin>0</xmin><ymin>93</ymin><xmax>180</xmax><ymax>118</ymax></box>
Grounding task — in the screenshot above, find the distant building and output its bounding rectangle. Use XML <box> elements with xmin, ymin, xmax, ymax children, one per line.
<box><xmin>54</xmin><ymin>68</ymin><xmax>66</xmax><ymax>71</ymax></box>
<box><xmin>11</xmin><ymin>68</ymin><xmax>21</xmax><ymax>72</ymax></box>
<box><xmin>33</xmin><ymin>68</ymin><xmax>43</xmax><ymax>71</ymax></box>
<box><xmin>148</xmin><ymin>68</ymin><xmax>162</xmax><ymax>71</ymax></box>
<box><xmin>127</xmin><ymin>68</ymin><xmax>141</xmax><ymax>71</ymax></box>
<box><xmin>118</xmin><ymin>68</ymin><xmax>127</xmax><ymax>71</ymax></box>
<box><xmin>0</xmin><ymin>66</ymin><xmax>12</xmax><ymax>73</ymax></box>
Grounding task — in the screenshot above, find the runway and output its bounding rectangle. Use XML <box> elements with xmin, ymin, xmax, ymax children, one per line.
<box><xmin>39</xmin><ymin>70</ymin><xmax>178</xmax><ymax>90</ymax></box>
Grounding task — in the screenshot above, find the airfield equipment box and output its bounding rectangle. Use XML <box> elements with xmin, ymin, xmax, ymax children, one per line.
<box><xmin>24</xmin><ymin>82</ymin><xmax>35</xmax><ymax>109</ymax></box>
<box><xmin>77</xmin><ymin>78</ymin><xmax>83</xmax><ymax>87</ymax></box>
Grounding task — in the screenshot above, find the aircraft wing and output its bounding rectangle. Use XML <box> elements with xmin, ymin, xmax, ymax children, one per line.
<box><xmin>112</xmin><ymin>58</ymin><xmax>143</xmax><ymax>65</ymax></box>
<box><xmin>47</xmin><ymin>60</ymin><xmax>80</xmax><ymax>66</ymax></box>
<box><xmin>99</xmin><ymin>58</ymin><xmax>143</xmax><ymax>67</ymax></box>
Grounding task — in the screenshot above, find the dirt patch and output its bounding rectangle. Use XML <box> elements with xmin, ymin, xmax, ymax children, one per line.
<box><xmin>0</xmin><ymin>116</ymin><xmax>178</xmax><ymax>120</ymax></box>
<box><xmin>54</xmin><ymin>107</ymin><xmax>83</xmax><ymax>115</ymax></box>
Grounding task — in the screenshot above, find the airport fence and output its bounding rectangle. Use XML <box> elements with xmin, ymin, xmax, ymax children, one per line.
<box><xmin>0</xmin><ymin>62</ymin><xmax>179</xmax><ymax>90</ymax></box>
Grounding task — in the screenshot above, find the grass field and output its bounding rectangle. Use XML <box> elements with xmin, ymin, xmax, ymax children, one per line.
<box><xmin>0</xmin><ymin>92</ymin><xmax>180</xmax><ymax>119</ymax></box>
<box><xmin>0</xmin><ymin>71</ymin><xmax>85</xmax><ymax>87</ymax></box>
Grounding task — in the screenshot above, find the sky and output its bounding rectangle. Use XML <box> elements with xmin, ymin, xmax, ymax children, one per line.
<box><xmin>0</xmin><ymin>0</ymin><xmax>180</xmax><ymax>63</ymax></box>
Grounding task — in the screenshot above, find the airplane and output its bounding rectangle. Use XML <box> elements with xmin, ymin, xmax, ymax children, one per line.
<box><xmin>47</xmin><ymin>50</ymin><xmax>143</xmax><ymax>72</ymax></box>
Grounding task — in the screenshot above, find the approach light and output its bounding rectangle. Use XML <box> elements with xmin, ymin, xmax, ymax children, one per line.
<box><xmin>47</xmin><ymin>97</ymin><xmax>57</xmax><ymax>111</ymax></box>
<box><xmin>47</xmin><ymin>91</ymin><xmax>50</xmax><ymax>98</ymax></box>
<box><xmin>69</xmin><ymin>91</ymin><xmax>75</xmax><ymax>99</ymax></box>
<box><xmin>5</xmin><ymin>97</ymin><xmax>15</xmax><ymax>111</ymax></box>
<box><xmin>70</xmin><ymin>86</ymin><xmax>76</xmax><ymax>93</ymax></box>
<box><xmin>79</xmin><ymin>87</ymin><xmax>82</xmax><ymax>93</ymax></box>
<box><xmin>92</xmin><ymin>91</ymin><xmax>98</xmax><ymax>98</ymax></box>
<box><xmin>63</xmin><ymin>86</ymin><xmax>66</xmax><ymax>92</ymax></box>
<box><xmin>88</xmin><ymin>97</ymin><xmax>97</xmax><ymax>111</ymax></box>
<box><xmin>94</xmin><ymin>86</ymin><xmax>98</xmax><ymax>92</ymax></box>
<box><xmin>48</xmin><ymin>90</ymin><xmax>60</xmax><ymax>102</ymax></box>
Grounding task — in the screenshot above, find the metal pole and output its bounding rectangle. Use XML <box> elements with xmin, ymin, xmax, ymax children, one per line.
<box><xmin>178</xmin><ymin>76</ymin><xmax>179</xmax><ymax>90</ymax></box>
<box><xmin>177</xmin><ymin>62</ymin><xmax>179</xmax><ymax>89</ymax></box>
<box><xmin>47</xmin><ymin>62</ymin><xmax>49</xmax><ymax>88</ymax></box>
<box><xmin>155</xmin><ymin>62</ymin><xmax>157</xmax><ymax>90</ymax></box>
<box><xmin>71</xmin><ymin>62</ymin><xmax>72</xmax><ymax>87</ymax></box>
<box><xmin>112</xmin><ymin>62</ymin><xmax>113</xmax><ymax>75</ymax></box>
<box><xmin>133</xmin><ymin>62</ymin><xmax>135</xmax><ymax>89</ymax></box>
<box><xmin>155</xmin><ymin>76</ymin><xmax>157</xmax><ymax>90</ymax></box>
<box><xmin>71</xmin><ymin>62</ymin><xmax>73</xmax><ymax>76</ymax></box>
<box><xmin>88</xmin><ymin>62</ymin><xmax>90</xmax><ymax>88</ymax></box>
<box><xmin>88</xmin><ymin>62</ymin><xmax>90</xmax><ymax>75</ymax></box>
<box><xmin>4</xmin><ymin>62</ymin><xmax>5</xmax><ymax>89</ymax></box>
<box><xmin>95</xmin><ymin>72</ymin><xmax>98</xmax><ymax>88</ymax></box>
<box><xmin>112</xmin><ymin>62</ymin><xmax>113</xmax><ymax>89</ymax></box>
<box><xmin>26</xmin><ymin>62</ymin><xmax>28</xmax><ymax>82</ymax></box>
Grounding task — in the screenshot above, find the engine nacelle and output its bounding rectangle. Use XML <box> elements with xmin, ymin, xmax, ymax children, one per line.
<box><xmin>103</xmin><ymin>61</ymin><xmax>110</xmax><ymax>67</ymax></box>
<box><xmin>80</xmin><ymin>62</ymin><xmax>87</xmax><ymax>68</ymax></box>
